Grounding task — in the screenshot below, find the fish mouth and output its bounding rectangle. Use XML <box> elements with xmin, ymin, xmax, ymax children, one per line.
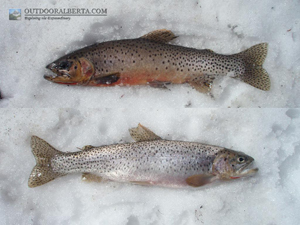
<box><xmin>44</xmin><ymin>75</ymin><xmax>54</xmax><ymax>81</ymax></box>
<box><xmin>44</xmin><ymin>63</ymin><xmax>59</xmax><ymax>81</ymax></box>
<box><xmin>44</xmin><ymin>63</ymin><xmax>71</xmax><ymax>82</ymax></box>
<box><xmin>44</xmin><ymin>73</ymin><xmax>57</xmax><ymax>81</ymax></box>
<box><xmin>237</xmin><ymin>162</ymin><xmax>258</xmax><ymax>177</ymax></box>
<box><xmin>44</xmin><ymin>73</ymin><xmax>71</xmax><ymax>81</ymax></box>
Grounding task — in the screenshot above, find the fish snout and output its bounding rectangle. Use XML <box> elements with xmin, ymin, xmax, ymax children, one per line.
<box><xmin>46</xmin><ymin>63</ymin><xmax>57</xmax><ymax>70</ymax></box>
<box><xmin>45</xmin><ymin>63</ymin><xmax>59</xmax><ymax>81</ymax></box>
<box><xmin>44</xmin><ymin>74</ymin><xmax>54</xmax><ymax>80</ymax></box>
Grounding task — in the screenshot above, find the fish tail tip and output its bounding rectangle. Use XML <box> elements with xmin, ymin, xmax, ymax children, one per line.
<box><xmin>29</xmin><ymin>136</ymin><xmax>64</xmax><ymax>188</ymax></box>
<box><xmin>239</xmin><ymin>43</ymin><xmax>270</xmax><ymax>91</ymax></box>
<box><xmin>28</xmin><ymin>165</ymin><xmax>56</xmax><ymax>188</ymax></box>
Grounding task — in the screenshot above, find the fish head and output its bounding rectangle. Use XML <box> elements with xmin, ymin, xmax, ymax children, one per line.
<box><xmin>44</xmin><ymin>57</ymin><xmax>94</xmax><ymax>85</ymax></box>
<box><xmin>212</xmin><ymin>149</ymin><xmax>258</xmax><ymax>180</ymax></box>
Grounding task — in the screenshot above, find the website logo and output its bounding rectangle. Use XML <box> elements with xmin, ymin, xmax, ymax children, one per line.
<box><xmin>24</xmin><ymin>8</ymin><xmax>107</xmax><ymax>21</ymax></box>
<box><xmin>9</xmin><ymin>9</ymin><xmax>21</xmax><ymax>20</ymax></box>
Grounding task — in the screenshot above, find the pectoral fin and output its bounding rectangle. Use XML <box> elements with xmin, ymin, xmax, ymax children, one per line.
<box><xmin>130</xmin><ymin>181</ymin><xmax>152</xmax><ymax>186</ymax></box>
<box><xmin>186</xmin><ymin>174</ymin><xmax>216</xmax><ymax>187</ymax></box>
<box><xmin>82</xmin><ymin>173</ymin><xmax>103</xmax><ymax>183</ymax></box>
<box><xmin>129</xmin><ymin>124</ymin><xmax>162</xmax><ymax>142</ymax></box>
<box><xmin>140</xmin><ymin>29</ymin><xmax>177</xmax><ymax>43</ymax></box>
<box><xmin>94</xmin><ymin>73</ymin><xmax>120</xmax><ymax>85</ymax></box>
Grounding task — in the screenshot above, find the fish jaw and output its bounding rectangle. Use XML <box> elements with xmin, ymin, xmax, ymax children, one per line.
<box><xmin>212</xmin><ymin>150</ymin><xmax>258</xmax><ymax>180</ymax></box>
<box><xmin>234</xmin><ymin>161</ymin><xmax>259</xmax><ymax>178</ymax></box>
<box><xmin>44</xmin><ymin>62</ymin><xmax>76</xmax><ymax>84</ymax></box>
<box><xmin>44</xmin><ymin>57</ymin><xmax>94</xmax><ymax>85</ymax></box>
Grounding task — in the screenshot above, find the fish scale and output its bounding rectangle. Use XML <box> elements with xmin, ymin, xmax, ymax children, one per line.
<box><xmin>51</xmin><ymin>141</ymin><xmax>223</xmax><ymax>187</ymax></box>
<box><xmin>28</xmin><ymin>124</ymin><xmax>258</xmax><ymax>188</ymax></box>
<box><xmin>60</xmin><ymin>39</ymin><xmax>244</xmax><ymax>85</ymax></box>
<box><xmin>51</xmin><ymin>141</ymin><xmax>219</xmax><ymax>176</ymax></box>
<box><xmin>82</xmin><ymin>39</ymin><xmax>244</xmax><ymax>82</ymax></box>
<box><xmin>45</xmin><ymin>29</ymin><xmax>270</xmax><ymax>93</ymax></box>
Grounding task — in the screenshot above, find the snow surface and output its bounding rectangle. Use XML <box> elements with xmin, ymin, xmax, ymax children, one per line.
<box><xmin>1</xmin><ymin>0</ymin><xmax>299</xmax><ymax>107</ymax></box>
<box><xmin>1</xmin><ymin>0</ymin><xmax>300</xmax><ymax>224</ymax></box>
<box><xmin>1</xmin><ymin>109</ymin><xmax>300</xmax><ymax>224</ymax></box>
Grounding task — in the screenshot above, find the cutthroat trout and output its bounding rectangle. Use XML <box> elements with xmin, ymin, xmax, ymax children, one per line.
<box><xmin>44</xmin><ymin>29</ymin><xmax>270</xmax><ymax>93</ymax></box>
<box><xmin>28</xmin><ymin>124</ymin><xmax>258</xmax><ymax>188</ymax></box>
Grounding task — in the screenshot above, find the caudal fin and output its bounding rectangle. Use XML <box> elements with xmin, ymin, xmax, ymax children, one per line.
<box><xmin>238</xmin><ymin>43</ymin><xmax>270</xmax><ymax>91</ymax></box>
<box><xmin>28</xmin><ymin>136</ymin><xmax>65</xmax><ymax>188</ymax></box>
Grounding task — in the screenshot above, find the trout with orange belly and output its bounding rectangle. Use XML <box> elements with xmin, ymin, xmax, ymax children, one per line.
<box><xmin>28</xmin><ymin>124</ymin><xmax>258</xmax><ymax>188</ymax></box>
<box><xmin>44</xmin><ymin>29</ymin><xmax>270</xmax><ymax>93</ymax></box>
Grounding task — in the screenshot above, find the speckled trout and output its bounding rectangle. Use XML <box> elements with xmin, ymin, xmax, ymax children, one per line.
<box><xmin>28</xmin><ymin>124</ymin><xmax>258</xmax><ymax>188</ymax></box>
<box><xmin>44</xmin><ymin>29</ymin><xmax>270</xmax><ymax>93</ymax></box>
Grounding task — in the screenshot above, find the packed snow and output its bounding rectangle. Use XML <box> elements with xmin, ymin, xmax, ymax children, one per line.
<box><xmin>1</xmin><ymin>0</ymin><xmax>300</xmax><ymax>224</ymax></box>
<box><xmin>0</xmin><ymin>109</ymin><xmax>300</xmax><ymax>224</ymax></box>
<box><xmin>1</xmin><ymin>0</ymin><xmax>299</xmax><ymax>107</ymax></box>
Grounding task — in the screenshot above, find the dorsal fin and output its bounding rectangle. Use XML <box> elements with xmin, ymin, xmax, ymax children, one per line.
<box><xmin>203</xmin><ymin>49</ymin><xmax>215</xmax><ymax>53</ymax></box>
<box><xmin>129</xmin><ymin>124</ymin><xmax>162</xmax><ymax>142</ymax></box>
<box><xmin>140</xmin><ymin>29</ymin><xmax>177</xmax><ymax>43</ymax></box>
<box><xmin>78</xmin><ymin>145</ymin><xmax>95</xmax><ymax>151</ymax></box>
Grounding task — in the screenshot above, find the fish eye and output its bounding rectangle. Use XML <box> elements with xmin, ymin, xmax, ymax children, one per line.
<box><xmin>237</xmin><ymin>157</ymin><xmax>245</xmax><ymax>163</ymax></box>
<box><xmin>59</xmin><ymin>61</ymin><xmax>72</xmax><ymax>69</ymax></box>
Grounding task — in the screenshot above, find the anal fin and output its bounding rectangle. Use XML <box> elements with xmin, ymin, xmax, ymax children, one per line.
<box><xmin>188</xmin><ymin>74</ymin><xmax>216</xmax><ymax>94</ymax></box>
<box><xmin>129</xmin><ymin>124</ymin><xmax>162</xmax><ymax>142</ymax></box>
<box><xmin>186</xmin><ymin>174</ymin><xmax>216</xmax><ymax>187</ymax></box>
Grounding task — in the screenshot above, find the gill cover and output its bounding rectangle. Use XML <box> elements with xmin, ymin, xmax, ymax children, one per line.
<box><xmin>212</xmin><ymin>150</ymin><xmax>257</xmax><ymax>180</ymax></box>
<box><xmin>44</xmin><ymin>57</ymin><xmax>94</xmax><ymax>85</ymax></box>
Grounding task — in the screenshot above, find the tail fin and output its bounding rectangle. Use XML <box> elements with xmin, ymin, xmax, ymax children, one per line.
<box><xmin>238</xmin><ymin>43</ymin><xmax>270</xmax><ymax>91</ymax></box>
<box><xmin>28</xmin><ymin>136</ymin><xmax>65</xmax><ymax>188</ymax></box>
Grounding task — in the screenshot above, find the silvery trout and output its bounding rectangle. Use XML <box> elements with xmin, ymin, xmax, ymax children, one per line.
<box><xmin>28</xmin><ymin>124</ymin><xmax>258</xmax><ymax>188</ymax></box>
<box><xmin>44</xmin><ymin>29</ymin><xmax>270</xmax><ymax>93</ymax></box>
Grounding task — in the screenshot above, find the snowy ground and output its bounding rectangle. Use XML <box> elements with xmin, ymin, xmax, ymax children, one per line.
<box><xmin>1</xmin><ymin>0</ymin><xmax>300</xmax><ymax>225</ymax></box>
<box><xmin>0</xmin><ymin>108</ymin><xmax>300</xmax><ymax>224</ymax></box>
<box><xmin>1</xmin><ymin>0</ymin><xmax>299</xmax><ymax>108</ymax></box>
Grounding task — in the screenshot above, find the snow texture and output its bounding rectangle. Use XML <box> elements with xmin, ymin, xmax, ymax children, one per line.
<box><xmin>0</xmin><ymin>0</ymin><xmax>299</xmax><ymax>108</ymax></box>
<box><xmin>1</xmin><ymin>0</ymin><xmax>300</xmax><ymax>225</ymax></box>
<box><xmin>1</xmin><ymin>109</ymin><xmax>300</xmax><ymax>224</ymax></box>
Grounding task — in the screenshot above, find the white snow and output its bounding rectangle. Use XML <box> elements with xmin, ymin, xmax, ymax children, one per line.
<box><xmin>1</xmin><ymin>0</ymin><xmax>300</xmax><ymax>224</ymax></box>
<box><xmin>0</xmin><ymin>109</ymin><xmax>300</xmax><ymax>224</ymax></box>
<box><xmin>1</xmin><ymin>0</ymin><xmax>299</xmax><ymax>107</ymax></box>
